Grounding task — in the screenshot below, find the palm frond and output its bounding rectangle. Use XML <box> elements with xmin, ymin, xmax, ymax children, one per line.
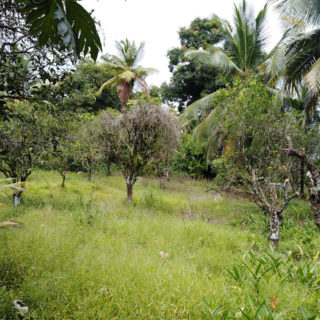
<box><xmin>135</xmin><ymin>76</ymin><xmax>149</xmax><ymax>93</ymax></box>
<box><xmin>271</xmin><ymin>0</ymin><xmax>320</xmax><ymax>25</ymax></box>
<box><xmin>192</xmin><ymin>107</ymin><xmax>220</xmax><ymax>145</ymax></box>
<box><xmin>303</xmin><ymin>58</ymin><xmax>320</xmax><ymax>94</ymax></box>
<box><xmin>134</xmin><ymin>66</ymin><xmax>158</xmax><ymax>76</ymax></box>
<box><xmin>192</xmin><ymin>108</ymin><xmax>225</xmax><ymax>161</ymax></box>
<box><xmin>118</xmin><ymin>70</ymin><xmax>136</xmax><ymax>82</ymax></box>
<box><xmin>208</xmin><ymin>47</ymin><xmax>244</xmax><ymax>73</ymax></box>
<box><xmin>97</xmin><ymin>76</ymin><xmax>119</xmax><ymax>95</ymax></box>
<box><xmin>180</xmin><ymin>91</ymin><xmax>220</xmax><ymax>127</ymax></box>
<box><xmin>284</xmin><ymin>28</ymin><xmax>320</xmax><ymax>88</ymax></box>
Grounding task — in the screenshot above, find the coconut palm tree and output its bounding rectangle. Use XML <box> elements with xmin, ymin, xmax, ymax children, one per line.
<box><xmin>266</xmin><ymin>0</ymin><xmax>320</xmax><ymax>98</ymax></box>
<box><xmin>180</xmin><ymin>0</ymin><xmax>269</xmax><ymax>159</ymax></box>
<box><xmin>97</xmin><ymin>39</ymin><xmax>157</xmax><ymax>107</ymax></box>
<box><xmin>185</xmin><ymin>0</ymin><xmax>267</xmax><ymax>76</ymax></box>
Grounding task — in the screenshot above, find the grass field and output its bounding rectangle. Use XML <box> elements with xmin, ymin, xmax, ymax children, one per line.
<box><xmin>0</xmin><ymin>171</ymin><xmax>319</xmax><ymax>319</ymax></box>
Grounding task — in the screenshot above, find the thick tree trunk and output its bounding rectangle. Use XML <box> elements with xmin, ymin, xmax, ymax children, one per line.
<box><xmin>89</xmin><ymin>170</ymin><xmax>94</xmax><ymax>181</ymax></box>
<box><xmin>126</xmin><ymin>182</ymin><xmax>133</xmax><ymax>203</ymax></box>
<box><xmin>300</xmin><ymin>159</ymin><xmax>305</xmax><ymax>199</ymax></box>
<box><xmin>126</xmin><ymin>175</ymin><xmax>136</xmax><ymax>203</ymax></box>
<box><xmin>269</xmin><ymin>210</ymin><xmax>280</xmax><ymax>248</ymax></box>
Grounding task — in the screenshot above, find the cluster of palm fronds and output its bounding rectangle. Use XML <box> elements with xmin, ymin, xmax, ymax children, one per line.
<box><xmin>181</xmin><ymin>0</ymin><xmax>320</xmax><ymax>160</ymax></box>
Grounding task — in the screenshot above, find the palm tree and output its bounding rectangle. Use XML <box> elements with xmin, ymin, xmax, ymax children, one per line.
<box><xmin>185</xmin><ymin>0</ymin><xmax>267</xmax><ymax>75</ymax></box>
<box><xmin>266</xmin><ymin>0</ymin><xmax>320</xmax><ymax>98</ymax></box>
<box><xmin>97</xmin><ymin>39</ymin><xmax>157</xmax><ymax>107</ymax></box>
<box><xmin>181</xmin><ymin>0</ymin><xmax>268</xmax><ymax>159</ymax></box>
<box><xmin>264</xmin><ymin>0</ymin><xmax>320</xmax><ymax>197</ymax></box>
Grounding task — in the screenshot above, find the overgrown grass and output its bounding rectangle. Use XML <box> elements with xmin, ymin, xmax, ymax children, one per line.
<box><xmin>0</xmin><ymin>171</ymin><xmax>319</xmax><ymax>319</ymax></box>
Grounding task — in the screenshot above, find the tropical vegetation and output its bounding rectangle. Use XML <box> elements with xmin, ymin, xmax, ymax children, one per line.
<box><xmin>1</xmin><ymin>0</ymin><xmax>320</xmax><ymax>318</ymax></box>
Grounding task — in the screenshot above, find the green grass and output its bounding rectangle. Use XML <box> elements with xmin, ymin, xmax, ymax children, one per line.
<box><xmin>0</xmin><ymin>171</ymin><xmax>319</xmax><ymax>319</ymax></box>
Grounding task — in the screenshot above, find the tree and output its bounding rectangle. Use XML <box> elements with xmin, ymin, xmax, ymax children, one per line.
<box><xmin>47</xmin><ymin>111</ymin><xmax>80</xmax><ymax>187</ymax></box>
<box><xmin>99</xmin><ymin>104</ymin><xmax>180</xmax><ymax>203</ymax></box>
<box><xmin>0</xmin><ymin>100</ymin><xmax>54</xmax><ymax>205</ymax></box>
<box><xmin>0</xmin><ymin>0</ymin><xmax>102</xmax><ymax>112</ymax></box>
<box><xmin>161</xmin><ymin>16</ymin><xmax>227</xmax><ymax>111</ymax></box>
<box><xmin>73</xmin><ymin>115</ymin><xmax>104</xmax><ymax>181</ymax></box>
<box><xmin>180</xmin><ymin>0</ymin><xmax>269</xmax><ymax>158</ymax></box>
<box><xmin>37</xmin><ymin>58</ymin><xmax>121</xmax><ymax>113</ymax></box>
<box><xmin>284</xmin><ymin>136</ymin><xmax>320</xmax><ymax>230</ymax></box>
<box><xmin>12</xmin><ymin>0</ymin><xmax>101</xmax><ymax>60</ymax></box>
<box><xmin>210</xmin><ymin>78</ymin><xmax>301</xmax><ymax>246</ymax></box>
<box><xmin>151</xmin><ymin>112</ymin><xmax>180</xmax><ymax>188</ymax></box>
<box><xmin>97</xmin><ymin>39</ymin><xmax>156</xmax><ymax>107</ymax></box>
<box><xmin>185</xmin><ymin>0</ymin><xmax>267</xmax><ymax>76</ymax></box>
<box><xmin>0</xmin><ymin>1</ymin><xmax>72</xmax><ymax>106</ymax></box>
<box><xmin>263</xmin><ymin>0</ymin><xmax>320</xmax><ymax>198</ymax></box>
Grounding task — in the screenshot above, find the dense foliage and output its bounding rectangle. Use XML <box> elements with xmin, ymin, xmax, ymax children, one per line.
<box><xmin>161</xmin><ymin>16</ymin><xmax>227</xmax><ymax>111</ymax></box>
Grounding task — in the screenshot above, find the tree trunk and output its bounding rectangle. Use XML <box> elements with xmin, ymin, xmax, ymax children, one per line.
<box><xmin>160</xmin><ymin>175</ymin><xmax>165</xmax><ymax>189</ymax></box>
<box><xmin>12</xmin><ymin>178</ymin><xmax>26</xmax><ymax>207</ymax></box>
<box><xmin>156</xmin><ymin>164</ymin><xmax>165</xmax><ymax>189</ymax></box>
<box><xmin>13</xmin><ymin>193</ymin><xmax>21</xmax><ymax>207</ymax></box>
<box><xmin>126</xmin><ymin>182</ymin><xmax>133</xmax><ymax>203</ymax></box>
<box><xmin>269</xmin><ymin>210</ymin><xmax>280</xmax><ymax>248</ymax></box>
<box><xmin>61</xmin><ymin>172</ymin><xmax>66</xmax><ymax>187</ymax></box>
<box><xmin>310</xmin><ymin>190</ymin><xmax>320</xmax><ymax>229</ymax></box>
<box><xmin>165</xmin><ymin>162</ymin><xmax>170</xmax><ymax>182</ymax></box>
<box><xmin>300</xmin><ymin>159</ymin><xmax>305</xmax><ymax>199</ymax></box>
<box><xmin>106</xmin><ymin>163</ymin><xmax>111</xmax><ymax>176</ymax></box>
<box><xmin>89</xmin><ymin>170</ymin><xmax>94</xmax><ymax>181</ymax></box>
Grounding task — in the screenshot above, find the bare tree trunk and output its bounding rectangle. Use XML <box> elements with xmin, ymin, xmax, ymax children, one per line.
<box><xmin>12</xmin><ymin>178</ymin><xmax>26</xmax><ymax>206</ymax></box>
<box><xmin>300</xmin><ymin>159</ymin><xmax>305</xmax><ymax>199</ymax></box>
<box><xmin>126</xmin><ymin>182</ymin><xmax>133</xmax><ymax>203</ymax></box>
<box><xmin>269</xmin><ymin>210</ymin><xmax>280</xmax><ymax>247</ymax></box>
<box><xmin>126</xmin><ymin>176</ymin><xmax>135</xmax><ymax>203</ymax></box>
<box><xmin>89</xmin><ymin>170</ymin><xmax>94</xmax><ymax>181</ymax></box>
<box><xmin>13</xmin><ymin>193</ymin><xmax>21</xmax><ymax>207</ymax></box>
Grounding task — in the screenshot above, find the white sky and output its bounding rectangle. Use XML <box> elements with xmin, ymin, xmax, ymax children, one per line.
<box><xmin>82</xmin><ymin>0</ymin><xmax>283</xmax><ymax>87</ymax></box>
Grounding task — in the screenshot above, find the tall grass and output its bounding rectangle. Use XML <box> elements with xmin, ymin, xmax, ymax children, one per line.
<box><xmin>0</xmin><ymin>171</ymin><xmax>318</xmax><ymax>319</ymax></box>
